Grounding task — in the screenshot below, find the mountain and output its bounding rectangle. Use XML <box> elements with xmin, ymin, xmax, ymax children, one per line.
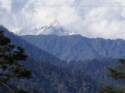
<box><xmin>0</xmin><ymin>26</ymin><xmax>97</xmax><ymax>93</ymax></box>
<box><xmin>21</xmin><ymin>33</ymin><xmax>125</xmax><ymax>91</ymax></box>
<box><xmin>1</xmin><ymin>26</ymin><xmax>122</xmax><ymax>93</ymax></box>
<box><xmin>0</xmin><ymin>26</ymin><xmax>64</xmax><ymax>64</ymax></box>
<box><xmin>23</xmin><ymin>35</ymin><xmax>125</xmax><ymax>61</ymax></box>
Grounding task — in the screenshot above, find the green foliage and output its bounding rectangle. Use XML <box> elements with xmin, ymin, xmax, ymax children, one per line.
<box><xmin>0</xmin><ymin>31</ymin><xmax>32</xmax><ymax>92</ymax></box>
<box><xmin>107</xmin><ymin>59</ymin><xmax>125</xmax><ymax>80</ymax></box>
<box><xmin>99</xmin><ymin>59</ymin><xmax>125</xmax><ymax>93</ymax></box>
<box><xmin>13</xmin><ymin>89</ymin><xmax>29</xmax><ymax>93</ymax></box>
<box><xmin>100</xmin><ymin>86</ymin><xmax>116</xmax><ymax>93</ymax></box>
<box><xmin>0</xmin><ymin>31</ymin><xmax>10</xmax><ymax>45</ymax></box>
<box><xmin>100</xmin><ymin>86</ymin><xmax>125</xmax><ymax>93</ymax></box>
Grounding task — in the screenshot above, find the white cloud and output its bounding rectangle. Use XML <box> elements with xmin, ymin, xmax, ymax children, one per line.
<box><xmin>41</xmin><ymin>0</ymin><xmax>74</xmax><ymax>6</ymax></box>
<box><xmin>0</xmin><ymin>0</ymin><xmax>11</xmax><ymax>11</ymax></box>
<box><xmin>65</xmin><ymin>0</ymin><xmax>125</xmax><ymax>39</ymax></box>
<box><xmin>1</xmin><ymin>0</ymin><xmax>125</xmax><ymax>39</ymax></box>
<box><xmin>19</xmin><ymin>0</ymin><xmax>77</xmax><ymax>27</ymax></box>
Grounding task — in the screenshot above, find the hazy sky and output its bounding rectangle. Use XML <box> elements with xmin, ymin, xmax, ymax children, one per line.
<box><xmin>0</xmin><ymin>0</ymin><xmax>125</xmax><ymax>39</ymax></box>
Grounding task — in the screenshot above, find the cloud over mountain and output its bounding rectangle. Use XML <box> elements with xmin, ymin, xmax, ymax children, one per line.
<box><xmin>0</xmin><ymin>0</ymin><xmax>125</xmax><ymax>39</ymax></box>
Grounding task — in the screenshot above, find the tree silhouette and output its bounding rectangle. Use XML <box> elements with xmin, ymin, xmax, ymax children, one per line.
<box><xmin>100</xmin><ymin>59</ymin><xmax>125</xmax><ymax>93</ymax></box>
<box><xmin>0</xmin><ymin>31</ymin><xmax>31</xmax><ymax>93</ymax></box>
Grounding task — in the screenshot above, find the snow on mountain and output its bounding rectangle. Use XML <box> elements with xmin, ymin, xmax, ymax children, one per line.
<box><xmin>1</xmin><ymin>0</ymin><xmax>125</xmax><ymax>39</ymax></box>
<box><xmin>18</xmin><ymin>21</ymin><xmax>72</xmax><ymax>36</ymax></box>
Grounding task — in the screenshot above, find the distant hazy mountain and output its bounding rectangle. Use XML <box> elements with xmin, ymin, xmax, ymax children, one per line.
<box><xmin>0</xmin><ymin>26</ymin><xmax>97</xmax><ymax>93</ymax></box>
<box><xmin>0</xmin><ymin>26</ymin><xmax>122</xmax><ymax>93</ymax></box>
<box><xmin>0</xmin><ymin>26</ymin><xmax>64</xmax><ymax>64</ymax></box>
<box><xmin>23</xmin><ymin>35</ymin><xmax>125</xmax><ymax>61</ymax></box>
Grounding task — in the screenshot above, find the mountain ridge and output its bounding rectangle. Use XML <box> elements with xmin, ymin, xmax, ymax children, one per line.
<box><xmin>0</xmin><ymin>26</ymin><xmax>97</xmax><ymax>93</ymax></box>
<box><xmin>23</xmin><ymin>34</ymin><xmax>125</xmax><ymax>61</ymax></box>
<box><xmin>0</xmin><ymin>26</ymin><xmax>65</xmax><ymax>65</ymax></box>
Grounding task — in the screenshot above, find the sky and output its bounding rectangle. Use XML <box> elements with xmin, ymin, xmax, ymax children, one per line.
<box><xmin>0</xmin><ymin>0</ymin><xmax>125</xmax><ymax>39</ymax></box>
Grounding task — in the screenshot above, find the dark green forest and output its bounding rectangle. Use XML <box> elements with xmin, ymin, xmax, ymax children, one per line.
<box><xmin>0</xmin><ymin>31</ymin><xmax>31</xmax><ymax>93</ymax></box>
<box><xmin>100</xmin><ymin>59</ymin><xmax>125</xmax><ymax>93</ymax></box>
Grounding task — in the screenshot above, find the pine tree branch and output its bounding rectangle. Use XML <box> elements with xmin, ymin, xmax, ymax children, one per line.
<box><xmin>0</xmin><ymin>81</ymin><xmax>15</xmax><ymax>93</ymax></box>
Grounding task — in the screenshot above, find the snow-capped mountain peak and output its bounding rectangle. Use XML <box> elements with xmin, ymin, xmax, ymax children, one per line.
<box><xmin>18</xmin><ymin>21</ymin><xmax>71</xmax><ymax>36</ymax></box>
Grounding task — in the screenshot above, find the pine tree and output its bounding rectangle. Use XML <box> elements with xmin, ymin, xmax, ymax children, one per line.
<box><xmin>100</xmin><ymin>59</ymin><xmax>125</xmax><ymax>93</ymax></box>
<box><xmin>0</xmin><ymin>31</ymin><xmax>32</xmax><ymax>93</ymax></box>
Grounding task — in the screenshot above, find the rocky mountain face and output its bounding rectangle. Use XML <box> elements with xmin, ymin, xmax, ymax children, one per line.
<box><xmin>0</xmin><ymin>26</ymin><xmax>123</xmax><ymax>93</ymax></box>
<box><xmin>0</xmin><ymin>26</ymin><xmax>64</xmax><ymax>64</ymax></box>
<box><xmin>23</xmin><ymin>35</ymin><xmax>125</xmax><ymax>61</ymax></box>
<box><xmin>0</xmin><ymin>26</ymin><xmax>97</xmax><ymax>93</ymax></box>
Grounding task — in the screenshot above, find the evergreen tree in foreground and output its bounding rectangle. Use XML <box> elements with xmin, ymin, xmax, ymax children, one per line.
<box><xmin>0</xmin><ymin>31</ymin><xmax>32</xmax><ymax>93</ymax></box>
<box><xmin>100</xmin><ymin>59</ymin><xmax>125</xmax><ymax>93</ymax></box>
